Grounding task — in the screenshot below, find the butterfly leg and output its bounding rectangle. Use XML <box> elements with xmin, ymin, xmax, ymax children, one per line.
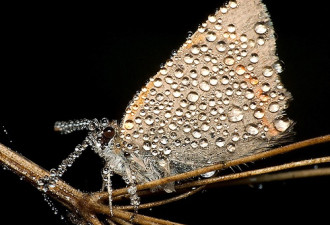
<box><xmin>37</xmin><ymin>135</ymin><xmax>91</xmax><ymax>192</ymax></box>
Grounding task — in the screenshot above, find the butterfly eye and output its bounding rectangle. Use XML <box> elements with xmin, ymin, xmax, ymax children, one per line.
<box><xmin>123</xmin><ymin>152</ymin><xmax>130</xmax><ymax>157</ymax></box>
<box><xmin>103</xmin><ymin>127</ymin><xmax>115</xmax><ymax>139</ymax></box>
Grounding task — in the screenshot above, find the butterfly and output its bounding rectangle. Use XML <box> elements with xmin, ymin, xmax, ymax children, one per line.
<box><xmin>46</xmin><ymin>0</ymin><xmax>293</xmax><ymax>213</ymax></box>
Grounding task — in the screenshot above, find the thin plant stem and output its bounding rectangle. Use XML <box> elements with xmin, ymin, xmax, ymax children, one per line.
<box><xmin>174</xmin><ymin>156</ymin><xmax>330</xmax><ymax>190</ymax></box>
<box><xmin>116</xmin><ymin>186</ymin><xmax>205</xmax><ymax>210</ymax></box>
<box><xmin>98</xmin><ymin>135</ymin><xmax>330</xmax><ymax>200</ymax></box>
<box><xmin>0</xmin><ymin>135</ymin><xmax>329</xmax><ymax>224</ymax></box>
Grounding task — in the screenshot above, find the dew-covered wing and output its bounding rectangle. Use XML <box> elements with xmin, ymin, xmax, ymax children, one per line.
<box><xmin>119</xmin><ymin>0</ymin><xmax>293</xmax><ymax>172</ymax></box>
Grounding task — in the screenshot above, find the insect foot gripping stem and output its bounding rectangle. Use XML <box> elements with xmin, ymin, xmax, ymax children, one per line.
<box><xmin>38</xmin><ymin>118</ymin><xmax>116</xmax><ymax>192</ymax></box>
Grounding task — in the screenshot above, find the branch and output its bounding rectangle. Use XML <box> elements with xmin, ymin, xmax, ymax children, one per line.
<box><xmin>98</xmin><ymin>135</ymin><xmax>330</xmax><ymax>200</ymax></box>
<box><xmin>0</xmin><ymin>134</ymin><xmax>329</xmax><ymax>224</ymax></box>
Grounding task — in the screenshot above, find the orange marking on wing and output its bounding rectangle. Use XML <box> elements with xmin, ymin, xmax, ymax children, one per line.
<box><xmin>253</xmin><ymin>86</ymin><xmax>279</xmax><ymax>137</ymax></box>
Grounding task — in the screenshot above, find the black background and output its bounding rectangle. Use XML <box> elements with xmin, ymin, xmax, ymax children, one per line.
<box><xmin>1</xmin><ymin>0</ymin><xmax>329</xmax><ymax>224</ymax></box>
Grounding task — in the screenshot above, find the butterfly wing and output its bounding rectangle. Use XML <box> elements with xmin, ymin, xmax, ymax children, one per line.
<box><xmin>118</xmin><ymin>0</ymin><xmax>292</xmax><ymax>176</ymax></box>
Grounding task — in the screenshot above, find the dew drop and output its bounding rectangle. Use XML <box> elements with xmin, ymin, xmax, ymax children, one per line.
<box><xmin>246</xmin><ymin>124</ymin><xmax>259</xmax><ymax>135</ymax></box>
<box><xmin>250</xmin><ymin>53</ymin><xmax>259</xmax><ymax>63</ymax></box>
<box><xmin>226</xmin><ymin>143</ymin><xmax>236</xmax><ymax>153</ymax></box>
<box><xmin>145</xmin><ymin>116</ymin><xmax>154</xmax><ymax>125</ymax></box>
<box><xmin>254</xmin><ymin>108</ymin><xmax>265</xmax><ymax>119</ymax></box>
<box><xmin>227</xmin><ymin>24</ymin><xmax>236</xmax><ymax>33</ymax></box>
<box><xmin>201</xmin><ymin>171</ymin><xmax>216</xmax><ymax>178</ymax></box>
<box><xmin>228</xmin><ymin>106</ymin><xmax>244</xmax><ymax>122</ymax></box>
<box><xmin>224</xmin><ymin>56</ymin><xmax>235</xmax><ymax>66</ymax></box>
<box><xmin>208</xmin><ymin>14</ymin><xmax>217</xmax><ymax>23</ymax></box>
<box><xmin>215</xmin><ymin>137</ymin><xmax>225</xmax><ymax>147</ymax></box>
<box><xmin>201</xmin><ymin>66</ymin><xmax>210</xmax><ymax>76</ymax></box>
<box><xmin>273</xmin><ymin>61</ymin><xmax>284</xmax><ymax>73</ymax></box>
<box><xmin>231</xmin><ymin>133</ymin><xmax>240</xmax><ymax>142</ymax></box>
<box><xmin>257</xmin><ymin>36</ymin><xmax>265</xmax><ymax>45</ymax></box>
<box><xmin>192</xmin><ymin>129</ymin><xmax>202</xmax><ymax>139</ymax></box>
<box><xmin>216</xmin><ymin>41</ymin><xmax>226</xmax><ymax>52</ymax></box>
<box><xmin>191</xmin><ymin>45</ymin><xmax>200</xmax><ymax>55</ymax></box>
<box><xmin>229</xmin><ymin>0</ymin><xmax>238</xmax><ymax>8</ymax></box>
<box><xmin>164</xmin><ymin>147</ymin><xmax>172</xmax><ymax>155</ymax></box>
<box><xmin>254</xmin><ymin>22</ymin><xmax>268</xmax><ymax>34</ymax></box>
<box><xmin>245</xmin><ymin>89</ymin><xmax>255</xmax><ymax>99</ymax></box>
<box><xmin>200</xmin><ymin>138</ymin><xmax>209</xmax><ymax>148</ymax></box>
<box><xmin>263</xmin><ymin>66</ymin><xmax>274</xmax><ymax>77</ymax></box>
<box><xmin>210</xmin><ymin>76</ymin><xmax>218</xmax><ymax>86</ymax></box>
<box><xmin>274</xmin><ymin>118</ymin><xmax>290</xmax><ymax>132</ymax></box>
<box><xmin>187</xmin><ymin>91</ymin><xmax>199</xmax><ymax>102</ymax></box>
<box><xmin>206</xmin><ymin>31</ymin><xmax>217</xmax><ymax>42</ymax></box>
<box><xmin>184</xmin><ymin>54</ymin><xmax>194</xmax><ymax>64</ymax></box>
<box><xmin>199</xmin><ymin>81</ymin><xmax>211</xmax><ymax>92</ymax></box>
<box><xmin>154</xmin><ymin>78</ymin><xmax>163</xmax><ymax>87</ymax></box>
<box><xmin>143</xmin><ymin>141</ymin><xmax>151</xmax><ymax>151</ymax></box>
<box><xmin>235</xmin><ymin>65</ymin><xmax>246</xmax><ymax>75</ymax></box>
<box><xmin>175</xmin><ymin>69</ymin><xmax>184</xmax><ymax>78</ymax></box>
<box><xmin>269</xmin><ymin>102</ymin><xmax>280</xmax><ymax>113</ymax></box>
<box><xmin>261</xmin><ymin>83</ymin><xmax>271</xmax><ymax>92</ymax></box>
<box><xmin>124</xmin><ymin>120</ymin><xmax>134</xmax><ymax>130</ymax></box>
<box><xmin>201</xmin><ymin>122</ymin><xmax>210</xmax><ymax>131</ymax></box>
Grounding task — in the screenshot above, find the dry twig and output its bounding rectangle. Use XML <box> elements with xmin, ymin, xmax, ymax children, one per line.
<box><xmin>0</xmin><ymin>135</ymin><xmax>329</xmax><ymax>224</ymax></box>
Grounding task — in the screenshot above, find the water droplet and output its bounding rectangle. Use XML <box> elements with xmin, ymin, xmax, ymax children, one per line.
<box><xmin>220</xmin><ymin>6</ymin><xmax>228</xmax><ymax>14</ymax></box>
<box><xmin>269</xmin><ymin>102</ymin><xmax>280</xmax><ymax>113</ymax></box>
<box><xmin>206</xmin><ymin>31</ymin><xmax>217</xmax><ymax>42</ymax></box>
<box><xmin>191</xmin><ymin>45</ymin><xmax>200</xmax><ymax>55</ymax></box>
<box><xmin>273</xmin><ymin>61</ymin><xmax>284</xmax><ymax>73</ymax></box>
<box><xmin>226</xmin><ymin>143</ymin><xmax>236</xmax><ymax>152</ymax></box>
<box><xmin>183</xmin><ymin>125</ymin><xmax>191</xmax><ymax>133</ymax></box>
<box><xmin>184</xmin><ymin>54</ymin><xmax>194</xmax><ymax>64</ymax></box>
<box><xmin>200</xmin><ymin>138</ymin><xmax>209</xmax><ymax>148</ymax></box>
<box><xmin>235</xmin><ymin>65</ymin><xmax>246</xmax><ymax>75</ymax></box>
<box><xmin>124</xmin><ymin>120</ymin><xmax>134</xmax><ymax>130</ymax></box>
<box><xmin>261</xmin><ymin>83</ymin><xmax>271</xmax><ymax>92</ymax></box>
<box><xmin>173</xmin><ymin>89</ymin><xmax>181</xmax><ymax>98</ymax></box>
<box><xmin>228</xmin><ymin>0</ymin><xmax>238</xmax><ymax>8</ymax></box>
<box><xmin>274</xmin><ymin>118</ymin><xmax>290</xmax><ymax>132</ymax></box>
<box><xmin>209</xmin><ymin>76</ymin><xmax>218</xmax><ymax>86</ymax></box>
<box><xmin>201</xmin><ymin>171</ymin><xmax>216</xmax><ymax>178</ymax></box>
<box><xmin>224</xmin><ymin>56</ymin><xmax>235</xmax><ymax>66</ymax></box>
<box><xmin>164</xmin><ymin>147</ymin><xmax>172</xmax><ymax>155</ymax></box>
<box><xmin>192</xmin><ymin>130</ymin><xmax>202</xmax><ymax>139</ymax></box>
<box><xmin>143</xmin><ymin>141</ymin><xmax>151</xmax><ymax>150</ymax></box>
<box><xmin>254</xmin><ymin>108</ymin><xmax>265</xmax><ymax>119</ymax></box>
<box><xmin>254</xmin><ymin>22</ymin><xmax>268</xmax><ymax>34</ymax></box>
<box><xmin>145</xmin><ymin>116</ymin><xmax>154</xmax><ymax>125</ymax></box>
<box><xmin>215</xmin><ymin>137</ymin><xmax>225</xmax><ymax>147</ymax></box>
<box><xmin>263</xmin><ymin>66</ymin><xmax>274</xmax><ymax>77</ymax></box>
<box><xmin>191</xmin><ymin>141</ymin><xmax>198</xmax><ymax>148</ymax></box>
<box><xmin>246</xmin><ymin>124</ymin><xmax>259</xmax><ymax>135</ymax></box>
<box><xmin>253</xmin><ymin>37</ymin><xmax>262</xmax><ymax>47</ymax></box>
<box><xmin>169</xmin><ymin>123</ymin><xmax>177</xmax><ymax>130</ymax></box>
<box><xmin>250</xmin><ymin>53</ymin><xmax>259</xmax><ymax>63</ymax></box>
<box><xmin>187</xmin><ymin>91</ymin><xmax>199</xmax><ymax>102</ymax></box>
<box><xmin>231</xmin><ymin>133</ymin><xmax>240</xmax><ymax>142</ymax></box>
<box><xmin>245</xmin><ymin>89</ymin><xmax>255</xmax><ymax>99</ymax></box>
<box><xmin>201</xmin><ymin>66</ymin><xmax>210</xmax><ymax>76</ymax></box>
<box><xmin>208</xmin><ymin>14</ymin><xmax>217</xmax><ymax>23</ymax></box>
<box><xmin>200</xmin><ymin>81</ymin><xmax>211</xmax><ymax>92</ymax></box>
<box><xmin>228</xmin><ymin>106</ymin><xmax>244</xmax><ymax>122</ymax></box>
<box><xmin>201</xmin><ymin>122</ymin><xmax>210</xmax><ymax>131</ymax></box>
<box><xmin>154</xmin><ymin>78</ymin><xmax>163</xmax><ymax>87</ymax></box>
<box><xmin>175</xmin><ymin>69</ymin><xmax>184</xmax><ymax>78</ymax></box>
<box><xmin>227</xmin><ymin>24</ymin><xmax>236</xmax><ymax>33</ymax></box>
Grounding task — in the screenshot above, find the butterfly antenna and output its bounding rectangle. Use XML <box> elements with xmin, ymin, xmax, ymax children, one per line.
<box><xmin>54</xmin><ymin>119</ymin><xmax>91</xmax><ymax>134</ymax></box>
